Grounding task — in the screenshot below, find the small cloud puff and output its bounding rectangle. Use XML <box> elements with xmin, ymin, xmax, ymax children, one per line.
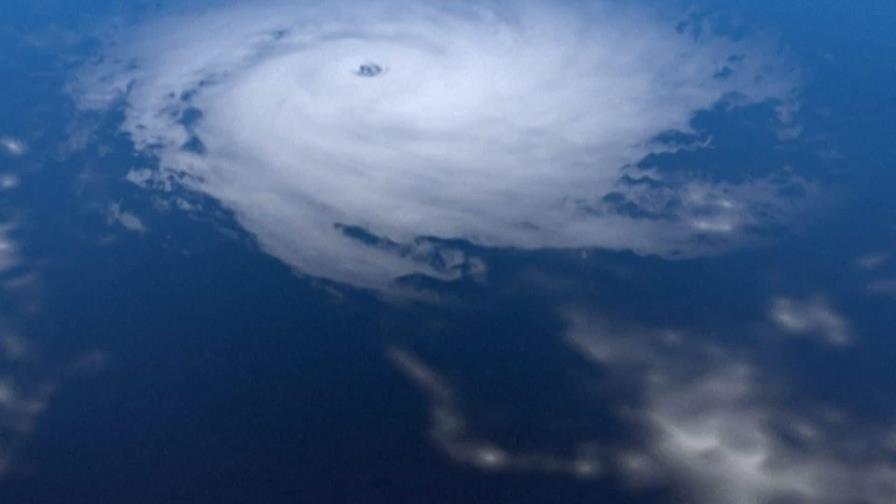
<box><xmin>0</xmin><ymin>174</ymin><xmax>19</xmax><ymax>190</ymax></box>
<box><xmin>867</xmin><ymin>278</ymin><xmax>896</xmax><ymax>296</ymax></box>
<box><xmin>770</xmin><ymin>296</ymin><xmax>852</xmax><ymax>346</ymax></box>
<box><xmin>107</xmin><ymin>204</ymin><xmax>147</xmax><ymax>233</ymax></box>
<box><xmin>0</xmin><ymin>138</ymin><xmax>26</xmax><ymax>157</ymax></box>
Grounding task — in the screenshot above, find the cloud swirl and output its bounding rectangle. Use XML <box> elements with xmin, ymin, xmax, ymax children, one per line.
<box><xmin>76</xmin><ymin>0</ymin><xmax>799</xmax><ymax>289</ymax></box>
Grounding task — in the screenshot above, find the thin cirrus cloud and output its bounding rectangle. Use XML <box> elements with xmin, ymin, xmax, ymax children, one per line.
<box><xmin>855</xmin><ymin>252</ymin><xmax>889</xmax><ymax>271</ymax></box>
<box><xmin>853</xmin><ymin>251</ymin><xmax>896</xmax><ymax>296</ymax></box>
<box><xmin>0</xmin><ymin>174</ymin><xmax>19</xmax><ymax>191</ymax></box>
<box><xmin>867</xmin><ymin>278</ymin><xmax>896</xmax><ymax>296</ymax></box>
<box><xmin>0</xmin><ymin>333</ymin><xmax>52</xmax><ymax>478</ymax></box>
<box><xmin>75</xmin><ymin>0</ymin><xmax>805</xmax><ymax>290</ymax></box>
<box><xmin>0</xmin><ymin>230</ymin><xmax>45</xmax><ymax>477</ymax></box>
<box><xmin>0</xmin><ymin>226</ymin><xmax>105</xmax><ymax>478</ymax></box>
<box><xmin>0</xmin><ymin>327</ymin><xmax>107</xmax><ymax>479</ymax></box>
<box><xmin>388</xmin><ymin>347</ymin><xmax>601</xmax><ymax>479</ymax></box>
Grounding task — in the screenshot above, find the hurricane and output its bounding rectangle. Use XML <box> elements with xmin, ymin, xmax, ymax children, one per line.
<box><xmin>76</xmin><ymin>0</ymin><xmax>800</xmax><ymax>289</ymax></box>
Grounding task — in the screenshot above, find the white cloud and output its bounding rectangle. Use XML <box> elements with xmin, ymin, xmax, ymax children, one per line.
<box><xmin>0</xmin><ymin>323</ymin><xmax>107</xmax><ymax>479</ymax></box>
<box><xmin>566</xmin><ymin>315</ymin><xmax>896</xmax><ymax>504</ymax></box>
<box><xmin>0</xmin><ymin>239</ymin><xmax>98</xmax><ymax>480</ymax></box>
<box><xmin>0</xmin><ymin>138</ymin><xmax>26</xmax><ymax>157</ymax></box>
<box><xmin>0</xmin><ymin>324</ymin><xmax>51</xmax><ymax>478</ymax></box>
<box><xmin>770</xmin><ymin>296</ymin><xmax>852</xmax><ymax>346</ymax></box>
<box><xmin>0</xmin><ymin>378</ymin><xmax>53</xmax><ymax>476</ymax></box>
<box><xmin>75</xmin><ymin>0</ymin><xmax>803</xmax><ymax>290</ymax></box>
<box><xmin>107</xmin><ymin>203</ymin><xmax>147</xmax><ymax>233</ymax></box>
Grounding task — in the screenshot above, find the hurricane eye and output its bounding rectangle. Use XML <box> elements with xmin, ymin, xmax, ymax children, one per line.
<box><xmin>355</xmin><ymin>63</ymin><xmax>384</xmax><ymax>77</ymax></box>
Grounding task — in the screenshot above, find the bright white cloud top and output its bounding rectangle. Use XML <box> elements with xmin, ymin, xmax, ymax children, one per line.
<box><xmin>76</xmin><ymin>0</ymin><xmax>802</xmax><ymax>289</ymax></box>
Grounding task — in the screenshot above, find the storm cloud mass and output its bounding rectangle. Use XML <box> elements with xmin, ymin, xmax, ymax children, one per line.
<box><xmin>76</xmin><ymin>0</ymin><xmax>801</xmax><ymax>289</ymax></box>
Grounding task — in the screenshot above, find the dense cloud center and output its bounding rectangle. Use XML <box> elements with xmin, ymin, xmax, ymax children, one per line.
<box><xmin>78</xmin><ymin>1</ymin><xmax>796</xmax><ymax>288</ymax></box>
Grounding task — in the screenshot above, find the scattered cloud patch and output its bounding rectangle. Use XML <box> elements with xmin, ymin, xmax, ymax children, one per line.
<box><xmin>770</xmin><ymin>296</ymin><xmax>852</xmax><ymax>346</ymax></box>
<box><xmin>0</xmin><ymin>137</ymin><xmax>26</xmax><ymax>157</ymax></box>
<box><xmin>125</xmin><ymin>168</ymin><xmax>172</xmax><ymax>191</ymax></box>
<box><xmin>0</xmin><ymin>324</ymin><xmax>51</xmax><ymax>478</ymax></box>
<box><xmin>867</xmin><ymin>278</ymin><xmax>896</xmax><ymax>296</ymax></box>
<box><xmin>106</xmin><ymin>203</ymin><xmax>147</xmax><ymax>233</ymax></box>
<box><xmin>0</xmin><ymin>174</ymin><xmax>19</xmax><ymax>191</ymax></box>
<box><xmin>0</xmin><ymin>334</ymin><xmax>28</xmax><ymax>362</ymax></box>
<box><xmin>0</xmin><ymin>227</ymin><xmax>105</xmax><ymax>479</ymax></box>
<box><xmin>0</xmin><ymin>378</ymin><xmax>53</xmax><ymax>477</ymax></box>
<box><xmin>0</xmin><ymin>324</ymin><xmax>107</xmax><ymax>479</ymax></box>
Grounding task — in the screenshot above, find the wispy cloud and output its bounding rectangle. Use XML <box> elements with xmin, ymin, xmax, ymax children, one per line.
<box><xmin>856</xmin><ymin>252</ymin><xmax>889</xmax><ymax>271</ymax></box>
<box><xmin>106</xmin><ymin>203</ymin><xmax>147</xmax><ymax>234</ymax></box>
<box><xmin>0</xmin><ymin>325</ymin><xmax>52</xmax><ymax>478</ymax></box>
<box><xmin>389</xmin><ymin>347</ymin><xmax>600</xmax><ymax>478</ymax></box>
<box><xmin>0</xmin><ymin>225</ymin><xmax>106</xmax><ymax>478</ymax></box>
<box><xmin>0</xmin><ymin>322</ymin><xmax>107</xmax><ymax>478</ymax></box>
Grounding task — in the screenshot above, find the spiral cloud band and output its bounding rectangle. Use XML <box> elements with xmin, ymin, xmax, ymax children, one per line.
<box><xmin>77</xmin><ymin>0</ymin><xmax>800</xmax><ymax>289</ymax></box>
